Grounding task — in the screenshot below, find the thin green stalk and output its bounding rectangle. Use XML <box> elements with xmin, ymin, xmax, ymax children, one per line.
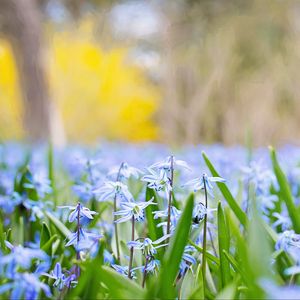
<box><xmin>114</xmin><ymin>162</ymin><xmax>124</xmax><ymax>261</ymax></box>
<box><xmin>166</xmin><ymin>156</ymin><xmax>174</xmax><ymax>235</ymax></box>
<box><xmin>202</xmin><ymin>175</ymin><xmax>208</xmax><ymax>295</ymax></box>
<box><xmin>128</xmin><ymin>215</ymin><xmax>135</xmax><ymax>279</ymax></box>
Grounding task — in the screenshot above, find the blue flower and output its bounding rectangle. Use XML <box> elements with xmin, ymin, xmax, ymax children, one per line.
<box><xmin>108</xmin><ymin>162</ymin><xmax>142</xmax><ymax>180</ymax></box>
<box><xmin>142</xmin><ymin>168</ymin><xmax>172</xmax><ymax>193</ymax></box>
<box><xmin>0</xmin><ymin>192</ymin><xmax>22</xmax><ymax>214</ymax></box>
<box><xmin>23</xmin><ymin>170</ymin><xmax>52</xmax><ymax>198</ymax></box>
<box><xmin>134</xmin><ymin>258</ymin><xmax>160</xmax><ymax>274</ymax></box>
<box><xmin>179</xmin><ymin>245</ymin><xmax>197</xmax><ymax>275</ymax></box>
<box><xmin>192</xmin><ymin>202</ymin><xmax>217</xmax><ymax>224</ymax></box>
<box><xmin>111</xmin><ymin>264</ymin><xmax>136</xmax><ymax>279</ymax></box>
<box><xmin>0</xmin><ymin>272</ymin><xmax>52</xmax><ymax>300</ymax></box>
<box><xmin>93</xmin><ymin>181</ymin><xmax>134</xmax><ymax>202</ymax></box>
<box><xmin>275</xmin><ymin>230</ymin><xmax>300</xmax><ymax>253</ymax></box>
<box><xmin>73</xmin><ymin>182</ymin><xmax>94</xmax><ymax>202</ymax></box>
<box><xmin>59</xmin><ymin>203</ymin><xmax>97</xmax><ymax>223</ymax></box>
<box><xmin>44</xmin><ymin>263</ymin><xmax>66</xmax><ymax>291</ymax></box>
<box><xmin>44</xmin><ymin>262</ymin><xmax>77</xmax><ymax>291</ymax></box>
<box><xmin>150</xmin><ymin>156</ymin><xmax>191</xmax><ymax>172</ymax></box>
<box><xmin>114</xmin><ymin>198</ymin><xmax>156</xmax><ymax>223</ymax></box>
<box><xmin>272</xmin><ymin>211</ymin><xmax>292</xmax><ymax>231</ymax></box>
<box><xmin>65</xmin><ymin>228</ymin><xmax>102</xmax><ymax>250</ymax></box>
<box><xmin>0</xmin><ymin>242</ymin><xmax>49</xmax><ymax>278</ymax></box>
<box><xmin>183</xmin><ymin>174</ymin><xmax>225</xmax><ymax>197</ymax></box>
<box><xmin>127</xmin><ymin>235</ymin><xmax>170</xmax><ymax>256</ymax></box>
<box><xmin>153</xmin><ymin>206</ymin><xmax>182</xmax><ymax>232</ymax></box>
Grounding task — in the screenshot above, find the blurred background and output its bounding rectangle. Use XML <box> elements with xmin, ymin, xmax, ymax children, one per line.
<box><xmin>1</xmin><ymin>0</ymin><xmax>300</xmax><ymax>146</ymax></box>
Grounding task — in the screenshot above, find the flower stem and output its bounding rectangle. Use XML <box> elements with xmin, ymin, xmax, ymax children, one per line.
<box><xmin>128</xmin><ymin>215</ymin><xmax>135</xmax><ymax>279</ymax></box>
<box><xmin>166</xmin><ymin>156</ymin><xmax>174</xmax><ymax>235</ymax></box>
<box><xmin>76</xmin><ymin>202</ymin><xmax>81</xmax><ymax>278</ymax></box>
<box><xmin>114</xmin><ymin>162</ymin><xmax>124</xmax><ymax>262</ymax></box>
<box><xmin>202</xmin><ymin>175</ymin><xmax>208</xmax><ymax>295</ymax></box>
<box><xmin>142</xmin><ymin>256</ymin><xmax>150</xmax><ymax>288</ymax></box>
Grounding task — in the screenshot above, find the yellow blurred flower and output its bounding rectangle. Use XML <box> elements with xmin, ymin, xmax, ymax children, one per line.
<box><xmin>0</xmin><ymin>20</ymin><xmax>160</xmax><ymax>142</ymax></box>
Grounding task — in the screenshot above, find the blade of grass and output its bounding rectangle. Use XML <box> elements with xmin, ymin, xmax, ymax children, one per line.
<box><xmin>269</xmin><ymin>146</ymin><xmax>300</xmax><ymax>232</ymax></box>
<box><xmin>202</xmin><ymin>151</ymin><xmax>247</xmax><ymax>227</ymax></box>
<box><xmin>218</xmin><ymin>202</ymin><xmax>231</xmax><ymax>288</ymax></box>
<box><xmin>45</xmin><ymin>211</ymin><xmax>71</xmax><ymax>238</ymax></box>
<box><xmin>155</xmin><ymin>193</ymin><xmax>194</xmax><ymax>299</ymax></box>
<box><xmin>99</xmin><ymin>266</ymin><xmax>145</xmax><ymax>299</ymax></box>
<box><xmin>145</xmin><ymin>187</ymin><xmax>163</xmax><ymax>242</ymax></box>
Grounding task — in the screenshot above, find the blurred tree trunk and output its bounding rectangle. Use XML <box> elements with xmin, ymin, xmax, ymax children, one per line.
<box><xmin>0</xmin><ymin>0</ymin><xmax>50</xmax><ymax>141</ymax></box>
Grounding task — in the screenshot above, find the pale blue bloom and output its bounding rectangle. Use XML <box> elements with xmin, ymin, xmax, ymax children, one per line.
<box><xmin>183</xmin><ymin>174</ymin><xmax>225</xmax><ymax>197</ymax></box>
<box><xmin>23</xmin><ymin>170</ymin><xmax>52</xmax><ymax>198</ymax></box>
<box><xmin>65</xmin><ymin>228</ymin><xmax>102</xmax><ymax>250</ymax></box>
<box><xmin>114</xmin><ymin>198</ymin><xmax>156</xmax><ymax>223</ymax></box>
<box><xmin>59</xmin><ymin>203</ymin><xmax>97</xmax><ymax>223</ymax></box>
<box><xmin>108</xmin><ymin>162</ymin><xmax>142</xmax><ymax>180</ymax></box>
<box><xmin>104</xmin><ymin>250</ymin><xmax>115</xmax><ymax>265</ymax></box>
<box><xmin>284</xmin><ymin>265</ymin><xmax>300</xmax><ymax>276</ymax></box>
<box><xmin>0</xmin><ymin>272</ymin><xmax>51</xmax><ymax>300</ymax></box>
<box><xmin>150</xmin><ymin>156</ymin><xmax>191</xmax><ymax>172</ymax></box>
<box><xmin>257</xmin><ymin>194</ymin><xmax>278</xmax><ymax>215</ymax></box>
<box><xmin>0</xmin><ymin>192</ymin><xmax>22</xmax><ymax>214</ymax></box>
<box><xmin>180</xmin><ymin>245</ymin><xmax>197</xmax><ymax>275</ymax></box>
<box><xmin>127</xmin><ymin>235</ymin><xmax>171</xmax><ymax>256</ymax></box>
<box><xmin>44</xmin><ymin>263</ymin><xmax>66</xmax><ymax>291</ymax></box>
<box><xmin>93</xmin><ymin>181</ymin><xmax>134</xmax><ymax>202</ymax></box>
<box><xmin>241</xmin><ymin>161</ymin><xmax>277</xmax><ymax>195</ymax></box>
<box><xmin>153</xmin><ymin>206</ymin><xmax>182</xmax><ymax>232</ymax></box>
<box><xmin>44</xmin><ymin>262</ymin><xmax>77</xmax><ymax>291</ymax></box>
<box><xmin>0</xmin><ymin>241</ymin><xmax>49</xmax><ymax>278</ymax></box>
<box><xmin>134</xmin><ymin>259</ymin><xmax>160</xmax><ymax>274</ymax></box>
<box><xmin>193</xmin><ymin>202</ymin><xmax>217</xmax><ymax>224</ymax></box>
<box><xmin>73</xmin><ymin>182</ymin><xmax>94</xmax><ymax>202</ymax></box>
<box><xmin>272</xmin><ymin>211</ymin><xmax>292</xmax><ymax>231</ymax></box>
<box><xmin>111</xmin><ymin>264</ymin><xmax>136</xmax><ymax>279</ymax></box>
<box><xmin>261</xmin><ymin>278</ymin><xmax>300</xmax><ymax>299</ymax></box>
<box><xmin>275</xmin><ymin>230</ymin><xmax>300</xmax><ymax>253</ymax></box>
<box><xmin>142</xmin><ymin>168</ymin><xmax>172</xmax><ymax>193</ymax></box>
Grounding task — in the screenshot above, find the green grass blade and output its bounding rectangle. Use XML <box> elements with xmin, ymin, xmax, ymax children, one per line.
<box><xmin>269</xmin><ymin>146</ymin><xmax>300</xmax><ymax>232</ymax></box>
<box><xmin>189</xmin><ymin>240</ymin><xmax>220</xmax><ymax>266</ymax></box>
<box><xmin>216</xmin><ymin>281</ymin><xmax>237</xmax><ymax>300</ymax></box>
<box><xmin>145</xmin><ymin>187</ymin><xmax>163</xmax><ymax>242</ymax></box>
<box><xmin>41</xmin><ymin>234</ymin><xmax>58</xmax><ymax>255</ymax></box>
<box><xmin>218</xmin><ymin>202</ymin><xmax>231</xmax><ymax>288</ymax></box>
<box><xmin>45</xmin><ymin>211</ymin><xmax>71</xmax><ymax>238</ymax></box>
<box><xmin>40</xmin><ymin>222</ymin><xmax>51</xmax><ymax>248</ymax></box>
<box><xmin>202</xmin><ymin>151</ymin><xmax>248</xmax><ymax>227</ymax></box>
<box><xmin>156</xmin><ymin>193</ymin><xmax>194</xmax><ymax>299</ymax></box>
<box><xmin>99</xmin><ymin>266</ymin><xmax>145</xmax><ymax>299</ymax></box>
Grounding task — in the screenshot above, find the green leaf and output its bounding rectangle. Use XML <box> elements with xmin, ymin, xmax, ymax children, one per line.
<box><xmin>45</xmin><ymin>211</ymin><xmax>71</xmax><ymax>238</ymax></box>
<box><xmin>0</xmin><ymin>216</ymin><xmax>5</xmax><ymax>251</ymax></box>
<box><xmin>67</xmin><ymin>259</ymin><xmax>102</xmax><ymax>298</ymax></box>
<box><xmin>155</xmin><ymin>193</ymin><xmax>194</xmax><ymax>299</ymax></box>
<box><xmin>188</xmin><ymin>265</ymin><xmax>204</xmax><ymax>300</ymax></box>
<box><xmin>189</xmin><ymin>240</ymin><xmax>220</xmax><ymax>266</ymax></box>
<box><xmin>40</xmin><ymin>222</ymin><xmax>51</xmax><ymax>248</ymax></box>
<box><xmin>145</xmin><ymin>187</ymin><xmax>163</xmax><ymax>242</ymax></box>
<box><xmin>223</xmin><ymin>250</ymin><xmax>246</xmax><ymax>282</ymax></box>
<box><xmin>269</xmin><ymin>146</ymin><xmax>300</xmax><ymax>232</ymax></box>
<box><xmin>41</xmin><ymin>234</ymin><xmax>58</xmax><ymax>255</ymax></box>
<box><xmin>216</xmin><ymin>281</ymin><xmax>237</xmax><ymax>300</ymax></box>
<box><xmin>218</xmin><ymin>202</ymin><xmax>231</xmax><ymax>288</ymax></box>
<box><xmin>99</xmin><ymin>266</ymin><xmax>145</xmax><ymax>299</ymax></box>
<box><xmin>202</xmin><ymin>151</ymin><xmax>248</xmax><ymax>227</ymax></box>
